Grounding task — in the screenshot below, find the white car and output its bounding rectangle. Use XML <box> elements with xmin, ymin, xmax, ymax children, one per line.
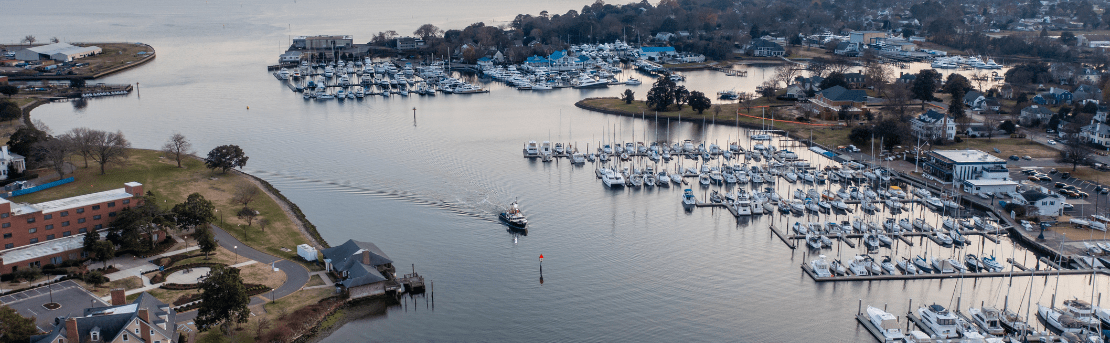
<box><xmin>1047</xmin><ymin>140</ymin><xmax>1056</xmax><ymax>145</ymax></box>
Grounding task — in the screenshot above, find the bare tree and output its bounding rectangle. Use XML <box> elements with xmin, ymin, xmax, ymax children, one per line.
<box><xmin>970</xmin><ymin>70</ymin><xmax>989</xmax><ymax>93</ymax></box>
<box><xmin>67</xmin><ymin>127</ymin><xmax>96</xmax><ymax>168</ymax></box>
<box><xmin>232</xmin><ymin>182</ymin><xmax>260</xmax><ymax>207</ymax></box>
<box><xmin>885</xmin><ymin>83</ymin><xmax>913</xmax><ymax>119</ymax></box>
<box><xmin>161</xmin><ymin>133</ymin><xmax>192</xmax><ymax>168</ymax></box>
<box><xmin>257</xmin><ymin>217</ymin><xmax>270</xmax><ymax>232</ymax></box>
<box><xmin>772</xmin><ymin>64</ymin><xmax>800</xmax><ymax>89</ymax></box>
<box><xmin>236</xmin><ymin>207</ymin><xmax>258</xmax><ymax>226</ymax></box>
<box><xmin>34</xmin><ymin>135</ymin><xmax>74</xmax><ymax>179</ymax></box>
<box><xmin>21</xmin><ymin>35</ymin><xmax>36</xmax><ymax>45</ymax></box>
<box><xmin>864</xmin><ymin>63</ymin><xmax>891</xmax><ymax>96</ymax></box>
<box><xmin>89</xmin><ymin>130</ymin><xmax>131</xmax><ymax>174</ymax></box>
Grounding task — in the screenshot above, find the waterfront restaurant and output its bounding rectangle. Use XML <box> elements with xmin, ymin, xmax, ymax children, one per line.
<box><xmin>922</xmin><ymin>149</ymin><xmax>1009</xmax><ymax>184</ymax></box>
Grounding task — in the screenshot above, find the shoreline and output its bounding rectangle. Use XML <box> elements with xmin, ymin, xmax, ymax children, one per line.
<box><xmin>3</xmin><ymin>42</ymin><xmax>156</xmax><ymax>81</ymax></box>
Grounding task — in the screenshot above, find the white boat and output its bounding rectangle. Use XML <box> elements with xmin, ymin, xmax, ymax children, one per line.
<box><xmin>1039</xmin><ymin>301</ymin><xmax>1101</xmax><ymax>334</ymax></box>
<box><xmin>848</xmin><ymin>255</ymin><xmax>870</xmax><ymax>276</ymax></box>
<box><xmin>810</xmin><ymin>255</ymin><xmax>832</xmax><ymax>277</ymax></box>
<box><xmin>935</xmin><ymin>231</ymin><xmax>954</xmax><ymax>245</ymax></box>
<box><xmin>699</xmin><ymin>173</ymin><xmax>711</xmax><ymax>185</ymax></box>
<box><xmin>931</xmin><ymin>257</ymin><xmax>955</xmax><ymax>273</ymax></box>
<box><xmin>602</xmin><ymin>169</ymin><xmax>626</xmax><ymax>188</ymax></box>
<box><xmin>913</xmin><ymin>218</ymin><xmax>935</xmax><ymax>232</ymax></box>
<box><xmin>897</xmin><ymin>257</ymin><xmax>920</xmax><ymax>274</ymax></box>
<box><xmin>656</xmin><ymin>172</ymin><xmax>670</xmax><ymax>187</ymax></box>
<box><xmin>806</xmin><ymin>234</ymin><xmax>822</xmax><ymax>249</ymax></box>
<box><xmin>682</xmin><ymin>189</ymin><xmax>697</xmax><ymax>206</ymax></box>
<box><xmin>867</xmin><ymin>306</ymin><xmax>906</xmax><ymax>341</ymax></box>
<box><xmin>784</xmin><ymin>171</ymin><xmax>798</xmax><ymax>182</ymax></box>
<box><xmin>805</xmin><ymin>199</ymin><xmax>820</xmax><ymax>212</ymax></box>
<box><xmin>968</xmin><ymin>307</ymin><xmax>1006</xmax><ymax>336</ymax></box>
<box><xmin>917</xmin><ymin>304</ymin><xmax>960</xmax><ymax>338</ymax></box>
<box><xmin>880</xmin><ymin>256</ymin><xmax>898</xmax><ymax>275</ymax></box>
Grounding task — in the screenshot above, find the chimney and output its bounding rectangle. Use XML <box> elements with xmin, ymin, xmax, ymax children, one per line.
<box><xmin>139</xmin><ymin>314</ymin><xmax>152</xmax><ymax>343</ymax></box>
<box><xmin>65</xmin><ymin>317</ymin><xmax>79</xmax><ymax>343</ymax></box>
<box><xmin>361</xmin><ymin>250</ymin><xmax>370</xmax><ymax>265</ymax></box>
<box><xmin>110</xmin><ymin>288</ymin><xmax>126</xmax><ymax>306</ymax></box>
<box><xmin>137</xmin><ymin>308</ymin><xmax>149</xmax><ymax>323</ymax></box>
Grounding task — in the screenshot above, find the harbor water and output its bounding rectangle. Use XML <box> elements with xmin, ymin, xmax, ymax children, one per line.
<box><xmin>2</xmin><ymin>1</ymin><xmax>1088</xmax><ymax>341</ymax></box>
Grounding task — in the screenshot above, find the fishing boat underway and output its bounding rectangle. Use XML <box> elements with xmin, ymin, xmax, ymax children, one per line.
<box><xmin>499</xmin><ymin>201</ymin><xmax>528</xmax><ymax>229</ymax></box>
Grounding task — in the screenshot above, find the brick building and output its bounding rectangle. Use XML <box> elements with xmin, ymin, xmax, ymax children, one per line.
<box><xmin>0</xmin><ymin>182</ymin><xmax>145</xmax><ymax>273</ymax></box>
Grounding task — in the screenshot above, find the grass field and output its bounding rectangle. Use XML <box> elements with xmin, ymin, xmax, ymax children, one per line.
<box><xmin>11</xmin><ymin>149</ymin><xmax>311</xmax><ymax>262</ymax></box>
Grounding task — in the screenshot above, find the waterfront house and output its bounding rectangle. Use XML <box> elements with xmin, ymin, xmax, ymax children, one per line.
<box><xmin>395</xmin><ymin>37</ymin><xmax>425</xmax><ymax>50</ymax></box>
<box><xmin>31</xmin><ymin>291</ymin><xmax>177</xmax><ymax>343</ymax></box>
<box><xmin>323</xmin><ymin>239</ymin><xmax>398</xmax><ymax>299</ymax></box>
<box><xmin>911</xmin><ymin>109</ymin><xmax>956</xmax><ymax>141</ymax></box>
<box><xmin>523</xmin><ymin>55</ymin><xmax>551</xmax><ymax>69</ymax></box>
<box><xmin>292</xmin><ymin>35</ymin><xmax>353</xmax><ymax>50</ymax></box>
<box><xmin>0</xmin><ymin>182</ymin><xmax>148</xmax><ymax>274</ymax></box>
<box><xmin>897</xmin><ymin>73</ymin><xmax>916</xmax><ymax>84</ymax></box>
<box><xmin>962</xmin><ymin>91</ymin><xmax>984</xmax><ymax>107</ymax></box>
<box><xmin>279</xmin><ymin>50</ymin><xmax>303</xmax><ymax>64</ymax></box>
<box><xmin>1013</xmin><ymin>189</ymin><xmax>1064</xmax><ymax>216</ymax></box>
<box><xmin>834</xmin><ymin>42</ymin><xmax>862</xmax><ymax>56</ymax></box>
<box><xmin>749</xmin><ymin>39</ymin><xmax>786</xmax><ymax>57</ymax></box>
<box><xmin>783</xmin><ymin>85</ymin><xmax>807</xmax><ymax>100</ymax></box>
<box><xmin>842</xmin><ymin>72</ymin><xmax>865</xmax><ymax>88</ymax></box>
<box><xmin>813</xmin><ymin>86</ymin><xmax>867</xmax><ymax>107</ymax></box>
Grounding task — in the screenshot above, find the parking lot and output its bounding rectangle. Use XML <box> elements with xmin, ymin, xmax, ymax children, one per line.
<box><xmin>1011</xmin><ymin>166</ymin><xmax>1110</xmax><ymax>217</ymax></box>
<box><xmin>0</xmin><ymin>280</ymin><xmax>108</xmax><ymax>331</ymax></box>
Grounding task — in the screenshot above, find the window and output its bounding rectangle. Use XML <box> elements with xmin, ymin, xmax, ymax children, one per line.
<box><xmin>122</xmin><ymin>333</ymin><xmax>128</xmax><ymax>341</ymax></box>
<box><xmin>62</xmin><ymin>221</ymin><xmax>69</xmax><ymax>227</ymax></box>
<box><xmin>93</xmin><ymin>215</ymin><xmax>101</xmax><ymax>220</ymax></box>
<box><xmin>26</xmin><ymin>217</ymin><xmax>34</xmax><ymax>223</ymax></box>
<box><xmin>50</xmin><ymin>256</ymin><xmax>62</xmax><ymax>264</ymax></box>
<box><xmin>123</xmin><ymin>199</ymin><xmax>130</xmax><ymax>205</ymax></box>
<box><xmin>28</xmin><ymin>228</ymin><xmax>36</xmax><ymax>233</ymax></box>
<box><xmin>135</xmin><ymin>328</ymin><xmax>139</xmax><ymax>334</ymax></box>
<box><xmin>3</xmin><ymin>243</ymin><xmax>11</xmax><ymax>249</ymax></box>
<box><xmin>62</xmin><ymin>231</ymin><xmax>71</xmax><ymax>237</ymax></box>
<box><xmin>94</xmin><ymin>224</ymin><xmax>102</xmax><ymax>229</ymax></box>
<box><xmin>91</xmin><ymin>331</ymin><xmax>99</xmax><ymax>341</ymax></box>
<box><xmin>76</xmin><ymin>208</ymin><xmax>84</xmax><ymax>214</ymax></box>
<box><xmin>2</xmin><ymin>233</ymin><xmax>9</xmax><ymax>239</ymax></box>
<box><xmin>78</xmin><ymin>228</ymin><xmax>87</xmax><ymax>233</ymax></box>
<box><xmin>45</xmin><ymin>224</ymin><xmax>53</xmax><ymax>230</ymax></box>
<box><xmin>78</xmin><ymin>218</ymin><xmax>85</xmax><ymax>224</ymax></box>
<box><xmin>29</xmin><ymin>238</ymin><xmax>37</xmax><ymax>244</ymax></box>
<box><xmin>92</xmin><ymin>205</ymin><xmax>100</xmax><ymax>210</ymax></box>
<box><xmin>149</xmin><ymin>330</ymin><xmax>154</xmax><ymax>335</ymax></box>
<box><xmin>43</xmin><ymin>214</ymin><xmax>51</xmax><ymax>220</ymax></box>
<box><xmin>1</xmin><ymin>213</ymin><xmax>8</xmax><ymax>218</ymax></box>
<box><xmin>109</xmin><ymin>212</ymin><xmax>116</xmax><ymax>217</ymax></box>
<box><xmin>60</xmin><ymin>211</ymin><xmax>68</xmax><ymax>217</ymax></box>
<box><xmin>108</xmin><ymin>202</ymin><xmax>115</xmax><ymax>208</ymax></box>
<box><xmin>46</xmin><ymin>234</ymin><xmax>54</xmax><ymax>240</ymax></box>
<box><xmin>1</xmin><ymin>223</ymin><xmax>7</xmax><ymax>228</ymax></box>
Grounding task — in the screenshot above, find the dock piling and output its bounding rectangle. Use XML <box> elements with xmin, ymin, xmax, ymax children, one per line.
<box><xmin>858</xmin><ymin>299</ymin><xmax>862</xmax><ymax>315</ymax></box>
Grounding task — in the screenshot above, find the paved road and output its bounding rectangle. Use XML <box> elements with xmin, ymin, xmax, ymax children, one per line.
<box><xmin>174</xmin><ymin>226</ymin><xmax>313</xmax><ymax>324</ymax></box>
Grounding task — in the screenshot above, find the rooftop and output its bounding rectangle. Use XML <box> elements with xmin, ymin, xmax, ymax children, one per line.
<box><xmin>931</xmin><ymin>149</ymin><xmax>1006</xmax><ymax>164</ymax></box>
<box><xmin>0</xmin><ymin>231</ymin><xmax>103</xmax><ymax>264</ymax></box>
<box><xmin>23</xmin><ymin>43</ymin><xmax>101</xmax><ymax>56</ymax></box>
<box><xmin>15</xmin><ymin>187</ymin><xmax>135</xmax><ymax>215</ymax></box>
<box><xmin>963</xmin><ymin>179</ymin><xmax>1018</xmax><ymax>186</ymax></box>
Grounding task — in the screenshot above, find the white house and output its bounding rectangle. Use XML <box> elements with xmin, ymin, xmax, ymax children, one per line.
<box><xmin>0</xmin><ymin>146</ymin><xmax>26</xmax><ymax>180</ymax></box>
<box><xmin>911</xmin><ymin>109</ymin><xmax>956</xmax><ymax>141</ymax></box>
<box><xmin>962</xmin><ymin>179</ymin><xmax>1019</xmax><ymax>195</ymax></box>
<box><xmin>1015</xmin><ymin>189</ymin><xmax>1064</xmax><ymax>216</ymax></box>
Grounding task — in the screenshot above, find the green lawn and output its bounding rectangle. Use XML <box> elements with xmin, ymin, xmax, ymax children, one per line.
<box><xmin>12</xmin><ymin>149</ymin><xmax>311</xmax><ymax>263</ymax></box>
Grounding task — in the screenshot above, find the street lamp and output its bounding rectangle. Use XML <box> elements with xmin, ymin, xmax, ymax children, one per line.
<box><xmin>233</xmin><ymin>245</ymin><xmax>238</xmax><ymax>265</ymax></box>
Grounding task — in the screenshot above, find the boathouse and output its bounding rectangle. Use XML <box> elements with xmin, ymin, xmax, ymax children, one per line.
<box><xmin>322</xmin><ymin>239</ymin><xmax>398</xmax><ymax>299</ymax></box>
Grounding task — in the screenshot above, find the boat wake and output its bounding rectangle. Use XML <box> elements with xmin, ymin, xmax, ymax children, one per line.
<box><xmin>246</xmin><ymin>169</ymin><xmax>514</xmax><ymax>224</ymax></box>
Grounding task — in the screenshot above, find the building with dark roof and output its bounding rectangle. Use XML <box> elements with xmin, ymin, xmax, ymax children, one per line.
<box><xmin>911</xmin><ymin>109</ymin><xmax>956</xmax><ymax>141</ymax></box>
<box><xmin>749</xmin><ymin>39</ymin><xmax>785</xmax><ymax>57</ymax></box>
<box><xmin>1019</xmin><ymin>105</ymin><xmax>1055</xmax><ymax>126</ymax></box>
<box><xmin>842</xmin><ymin>72</ymin><xmax>865</xmax><ymax>88</ymax></box>
<box><xmin>1016</xmin><ymin>189</ymin><xmax>1064</xmax><ymax>216</ymax></box>
<box><xmin>31</xmin><ymin>290</ymin><xmax>177</xmax><ymax>343</ymax></box>
<box><xmin>322</xmin><ymin>239</ymin><xmax>399</xmax><ymax>299</ymax></box>
<box><xmin>814</xmin><ymin>86</ymin><xmax>867</xmax><ymax>106</ymax></box>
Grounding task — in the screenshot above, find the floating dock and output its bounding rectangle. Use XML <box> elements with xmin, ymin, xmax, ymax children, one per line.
<box><xmin>856</xmin><ymin>313</ymin><xmax>900</xmax><ymax>343</ymax></box>
<box><xmin>801</xmin><ymin>263</ymin><xmax>1097</xmax><ymax>282</ymax></box>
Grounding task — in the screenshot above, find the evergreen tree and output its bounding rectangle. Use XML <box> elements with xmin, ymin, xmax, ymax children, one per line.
<box><xmin>195</xmin><ymin>266</ymin><xmax>251</xmax><ymax>331</ymax></box>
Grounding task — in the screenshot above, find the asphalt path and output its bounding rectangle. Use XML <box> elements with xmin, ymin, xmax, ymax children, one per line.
<box><xmin>175</xmin><ymin>226</ymin><xmax>312</xmax><ymax>324</ymax></box>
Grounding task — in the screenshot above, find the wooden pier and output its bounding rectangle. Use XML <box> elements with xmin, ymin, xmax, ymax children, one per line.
<box><xmin>769</xmin><ymin>225</ymin><xmax>796</xmax><ymax>249</ymax></box>
<box><xmin>897</xmin><ymin>235</ymin><xmax>914</xmax><ymax>246</ymax></box>
<box><xmin>1006</xmin><ymin>258</ymin><xmax>1029</xmax><ymax>271</ymax></box>
<box><xmin>839</xmin><ymin>235</ymin><xmax>857</xmax><ymax>248</ymax></box>
<box><xmin>399</xmin><ymin>272</ymin><xmax>425</xmax><ymax>293</ymax></box>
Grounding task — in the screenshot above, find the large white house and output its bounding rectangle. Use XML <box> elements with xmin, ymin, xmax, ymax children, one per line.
<box><xmin>0</xmin><ymin>146</ymin><xmax>25</xmax><ymax>180</ymax></box>
<box><xmin>911</xmin><ymin>109</ymin><xmax>956</xmax><ymax>141</ymax></box>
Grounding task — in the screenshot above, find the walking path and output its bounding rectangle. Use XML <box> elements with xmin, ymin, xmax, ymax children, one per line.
<box><xmin>209</xmin><ymin>225</ymin><xmax>309</xmax><ymax>301</ymax></box>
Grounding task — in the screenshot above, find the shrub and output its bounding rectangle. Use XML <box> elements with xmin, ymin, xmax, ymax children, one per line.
<box><xmin>84</xmin><ymin>271</ymin><xmax>107</xmax><ymax>286</ymax></box>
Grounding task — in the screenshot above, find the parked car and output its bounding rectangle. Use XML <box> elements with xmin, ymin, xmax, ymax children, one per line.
<box><xmin>1055</xmin><ymin>182</ymin><xmax>1066</xmax><ymax>188</ymax></box>
<box><xmin>1010</xmin><ymin>155</ymin><xmax>1021</xmax><ymax>161</ymax></box>
<box><xmin>1099</xmin><ymin>187</ymin><xmax>1109</xmax><ymax>194</ymax></box>
<box><xmin>1078</xmin><ymin>191</ymin><xmax>1090</xmax><ymax>198</ymax></box>
<box><xmin>1022</xmin><ymin>155</ymin><xmax>1033</xmax><ymax>160</ymax></box>
<box><xmin>1028</xmin><ymin>175</ymin><xmax>1041</xmax><ymax>181</ymax></box>
<box><xmin>1047</xmin><ymin>140</ymin><xmax>1056</xmax><ymax>145</ymax></box>
<box><xmin>1049</xmin><ymin>168</ymin><xmax>1058</xmax><ymax>174</ymax></box>
<box><xmin>1060</xmin><ymin>172</ymin><xmax>1071</xmax><ymax>179</ymax></box>
<box><xmin>1063</xmin><ymin>185</ymin><xmax>1077</xmax><ymax>191</ymax></box>
<box><xmin>1064</xmin><ymin>203</ymin><xmax>1075</xmax><ymax>210</ymax></box>
<box><xmin>1038</xmin><ymin>175</ymin><xmax>1052</xmax><ymax>181</ymax></box>
<box><xmin>1021</xmin><ymin>169</ymin><xmax>1037</xmax><ymax>175</ymax></box>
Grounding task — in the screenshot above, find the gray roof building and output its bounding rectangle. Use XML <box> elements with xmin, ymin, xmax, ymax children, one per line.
<box><xmin>322</xmin><ymin>239</ymin><xmax>395</xmax><ymax>288</ymax></box>
<box><xmin>818</xmin><ymin>86</ymin><xmax>867</xmax><ymax>102</ymax></box>
<box><xmin>32</xmin><ymin>292</ymin><xmax>177</xmax><ymax>343</ymax></box>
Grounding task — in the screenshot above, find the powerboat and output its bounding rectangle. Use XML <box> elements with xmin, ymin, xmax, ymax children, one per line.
<box><xmin>848</xmin><ymin>255</ymin><xmax>870</xmax><ymax>276</ymax></box>
<box><xmin>1039</xmin><ymin>300</ymin><xmax>1101</xmax><ymax>333</ymax></box>
<box><xmin>867</xmin><ymin>306</ymin><xmax>906</xmax><ymax>341</ymax></box>
<box><xmin>682</xmin><ymin>189</ymin><xmax>697</xmax><ymax>206</ymax></box>
<box><xmin>917</xmin><ymin>304</ymin><xmax>960</xmax><ymax>338</ymax></box>
<box><xmin>499</xmin><ymin>201</ymin><xmax>528</xmax><ymax>229</ymax></box>
<box><xmin>810</xmin><ymin>255</ymin><xmax>832</xmax><ymax>277</ymax></box>
<box><xmin>968</xmin><ymin>307</ymin><xmax>1006</xmax><ymax>336</ymax></box>
<box><xmin>602</xmin><ymin>169</ymin><xmax>626</xmax><ymax>188</ymax></box>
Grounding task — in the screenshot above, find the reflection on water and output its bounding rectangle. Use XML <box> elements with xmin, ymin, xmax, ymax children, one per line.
<box><xmin>0</xmin><ymin>1</ymin><xmax>1062</xmax><ymax>341</ymax></box>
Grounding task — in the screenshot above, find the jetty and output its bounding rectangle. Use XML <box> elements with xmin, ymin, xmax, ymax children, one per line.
<box><xmin>801</xmin><ymin>262</ymin><xmax>1097</xmax><ymax>282</ymax></box>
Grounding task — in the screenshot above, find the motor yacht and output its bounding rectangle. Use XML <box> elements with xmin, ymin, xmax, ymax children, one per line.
<box><xmin>917</xmin><ymin>304</ymin><xmax>960</xmax><ymax>338</ymax></box>
<box><xmin>848</xmin><ymin>255</ymin><xmax>870</xmax><ymax>276</ymax></box>
<box><xmin>682</xmin><ymin>189</ymin><xmax>697</xmax><ymax>206</ymax></box>
<box><xmin>868</xmin><ymin>306</ymin><xmax>906</xmax><ymax>341</ymax></box>
<box><xmin>601</xmin><ymin>169</ymin><xmax>626</xmax><ymax>188</ymax></box>
<box><xmin>810</xmin><ymin>255</ymin><xmax>832</xmax><ymax>277</ymax></box>
<box><xmin>968</xmin><ymin>307</ymin><xmax>1006</xmax><ymax>336</ymax></box>
<box><xmin>1039</xmin><ymin>300</ymin><xmax>1101</xmax><ymax>334</ymax></box>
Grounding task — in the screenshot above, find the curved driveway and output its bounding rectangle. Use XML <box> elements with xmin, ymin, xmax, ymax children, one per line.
<box><xmin>210</xmin><ymin>225</ymin><xmax>310</xmax><ymax>301</ymax></box>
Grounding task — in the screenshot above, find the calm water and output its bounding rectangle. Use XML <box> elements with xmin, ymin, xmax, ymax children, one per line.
<box><xmin>2</xmin><ymin>1</ymin><xmax>1091</xmax><ymax>341</ymax></box>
